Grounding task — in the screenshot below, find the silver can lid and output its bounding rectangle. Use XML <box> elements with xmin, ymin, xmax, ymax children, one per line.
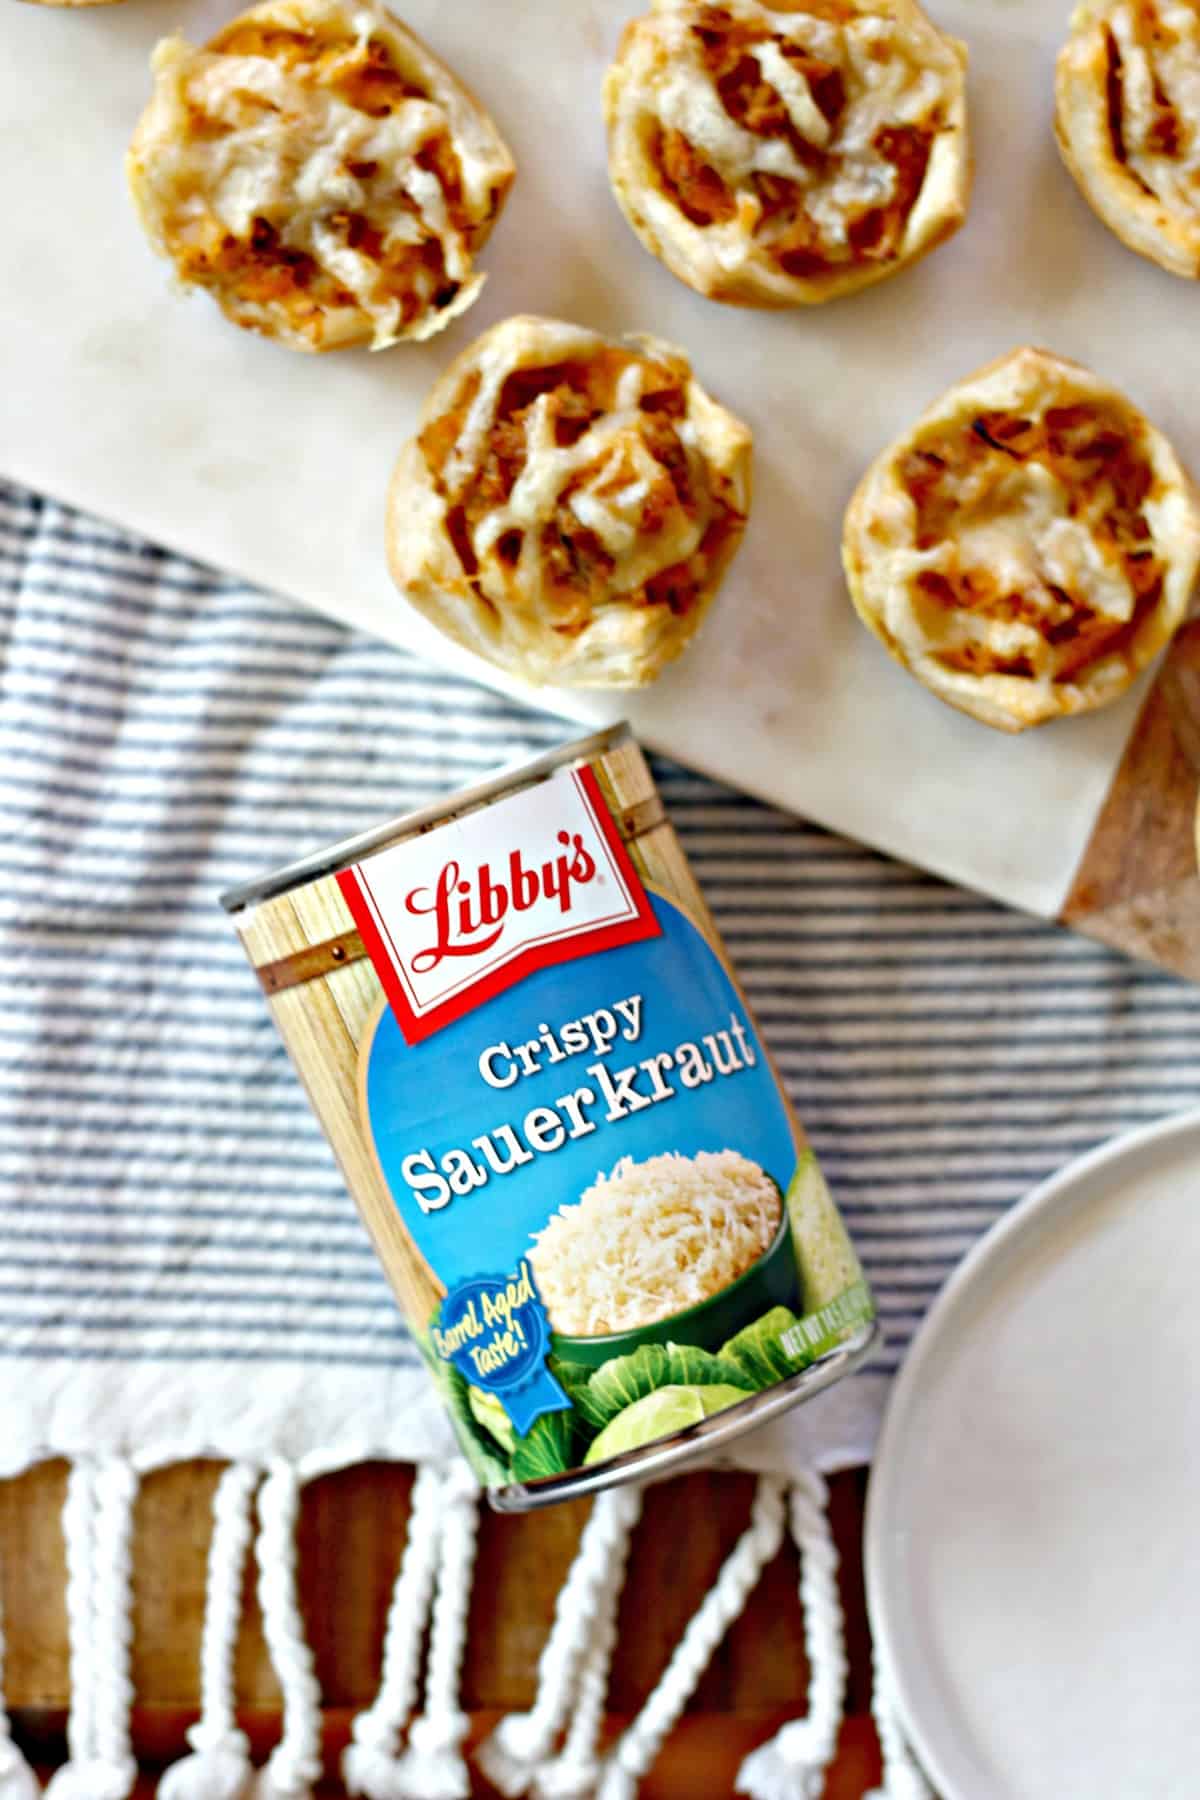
<box><xmin>219</xmin><ymin>722</ymin><xmax>633</xmax><ymax>914</ymax></box>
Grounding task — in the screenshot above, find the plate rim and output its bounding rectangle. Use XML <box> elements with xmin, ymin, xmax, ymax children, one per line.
<box><xmin>863</xmin><ymin>1101</ymin><xmax>1200</xmax><ymax>1800</ymax></box>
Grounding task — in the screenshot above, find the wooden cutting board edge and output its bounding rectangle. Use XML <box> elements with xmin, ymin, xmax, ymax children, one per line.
<box><xmin>1060</xmin><ymin>619</ymin><xmax>1200</xmax><ymax>982</ymax></box>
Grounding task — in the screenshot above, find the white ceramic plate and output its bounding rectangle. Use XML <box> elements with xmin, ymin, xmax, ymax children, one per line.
<box><xmin>865</xmin><ymin>1107</ymin><xmax>1200</xmax><ymax>1800</ymax></box>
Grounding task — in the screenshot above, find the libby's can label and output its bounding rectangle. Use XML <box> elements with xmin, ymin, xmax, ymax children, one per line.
<box><xmin>223</xmin><ymin>726</ymin><xmax>876</xmax><ymax>1508</ymax></box>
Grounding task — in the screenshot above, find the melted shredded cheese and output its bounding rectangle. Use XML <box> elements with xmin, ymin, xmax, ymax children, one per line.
<box><xmin>1108</xmin><ymin>1</ymin><xmax>1200</xmax><ymax>213</ymax></box>
<box><xmin>128</xmin><ymin>0</ymin><xmax>512</xmax><ymax>350</ymax></box>
<box><xmin>846</xmin><ymin>349</ymin><xmax>1200</xmax><ymax>729</ymax></box>
<box><xmin>885</xmin><ymin>396</ymin><xmax>1165</xmax><ymax>692</ymax></box>
<box><xmin>609</xmin><ymin>0</ymin><xmax>962</xmax><ymax>276</ymax></box>
<box><xmin>391</xmin><ymin>315</ymin><xmax>752</xmax><ymax>687</ymax></box>
<box><xmin>429</xmin><ymin>330</ymin><xmax>740</xmax><ymax>624</ymax></box>
<box><xmin>529</xmin><ymin>1150</ymin><xmax>781</xmax><ymax>1337</ymax></box>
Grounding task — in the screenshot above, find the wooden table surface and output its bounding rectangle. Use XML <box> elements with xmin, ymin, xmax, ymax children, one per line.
<box><xmin>2</xmin><ymin>1459</ymin><xmax>888</xmax><ymax>1797</ymax></box>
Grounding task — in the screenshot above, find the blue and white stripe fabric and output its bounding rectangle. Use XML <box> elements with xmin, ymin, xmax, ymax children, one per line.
<box><xmin>3</xmin><ymin>475</ymin><xmax>1200</xmax><ymax>1473</ymax></box>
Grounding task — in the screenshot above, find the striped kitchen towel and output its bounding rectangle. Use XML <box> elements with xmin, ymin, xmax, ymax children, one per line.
<box><xmin>3</xmin><ymin>474</ymin><xmax>1200</xmax><ymax>1800</ymax></box>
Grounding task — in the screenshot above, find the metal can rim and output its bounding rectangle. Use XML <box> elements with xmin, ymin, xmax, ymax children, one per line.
<box><xmin>488</xmin><ymin>1318</ymin><xmax>881</xmax><ymax>1513</ymax></box>
<box><xmin>219</xmin><ymin>721</ymin><xmax>633</xmax><ymax>915</ymax></box>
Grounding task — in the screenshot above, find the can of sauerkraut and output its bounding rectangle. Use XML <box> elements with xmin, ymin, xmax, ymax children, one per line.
<box><xmin>222</xmin><ymin>726</ymin><xmax>876</xmax><ymax>1509</ymax></box>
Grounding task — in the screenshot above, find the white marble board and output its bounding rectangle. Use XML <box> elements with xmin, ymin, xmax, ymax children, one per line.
<box><xmin>1</xmin><ymin>0</ymin><xmax>1190</xmax><ymax>918</ymax></box>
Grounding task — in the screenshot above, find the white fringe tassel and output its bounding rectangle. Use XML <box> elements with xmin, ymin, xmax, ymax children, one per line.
<box><xmin>528</xmin><ymin>1587</ymin><xmax>620</xmax><ymax>1800</ymax></box>
<box><xmin>0</xmin><ymin>1537</ymin><xmax>40</xmax><ymax>1800</ymax></box>
<box><xmin>45</xmin><ymin>1458</ymin><xmax>139</xmax><ymax>1800</ymax></box>
<box><xmin>12</xmin><ymin>1454</ymin><xmax>903</xmax><ymax>1800</ymax></box>
<box><xmin>0</xmin><ymin>1742</ymin><xmax>39</xmax><ymax>1800</ymax></box>
<box><xmin>253</xmin><ymin>1463</ymin><xmax>322</xmax><ymax>1800</ymax></box>
<box><xmin>90</xmin><ymin>1461</ymin><xmax>139</xmax><ymax>1796</ymax></box>
<box><xmin>477</xmin><ymin>1486</ymin><xmax>643</xmax><ymax>1799</ymax></box>
<box><xmin>864</xmin><ymin>1654</ymin><xmax>932</xmax><ymax>1800</ymax></box>
<box><xmin>736</xmin><ymin>1472</ymin><xmax>846</xmax><ymax>1800</ymax></box>
<box><xmin>387</xmin><ymin>1462</ymin><xmax>479</xmax><ymax>1800</ymax></box>
<box><xmin>158</xmin><ymin>1462</ymin><xmax>260</xmax><ymax>1800</ymax></box>
<box><xmin>596</xmin><ymin>1476</ymin><xmax>788</xmax><ymax>1800</ymax></box>
<box><xmin>342</xmin><ymin>1463</ymin><xmax>446</xmax><ymax>1799</ymax></box>
<box><xmin>44</xmin><ymin>1463</ymin><xmax>95</xmax><ymax>1799</ymax></box>
<box><xmin>531</xmin><ymin>1489</ymin><xmax>641</xmax><ymax>1800</ymax></box>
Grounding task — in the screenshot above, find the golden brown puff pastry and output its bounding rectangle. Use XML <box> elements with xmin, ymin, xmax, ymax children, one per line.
<box><xmin>603</xmin><ymin>0</ymin><xmax>970</xmax><ymax>307</ymax></box>
<box><xmin>386</xmin><ymin>315</ymin><xmax>753</xmax><ymax>688</ymax></box>
<box><xmin>842</xmin><ymin>347</ymin><xmax>1200</xmax><ymax>732</ymax></box>
<box><xmin>126</xmin><ymin>0</ymin><xmax>515</xmax><ymax>353</ymax></box>
<box><xmin>1057</xmin><ymin>1</ymin><xmax>1200</xmax><ymax>279</ymax></box>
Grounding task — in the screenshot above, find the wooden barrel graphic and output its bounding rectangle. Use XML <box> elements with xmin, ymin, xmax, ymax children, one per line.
<box><xmin>233</xmin><ymin>867</ymin><xmax>445</xmax><ymax>1327</ymax></box>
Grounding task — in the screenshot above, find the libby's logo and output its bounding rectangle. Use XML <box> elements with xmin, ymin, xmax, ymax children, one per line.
<box><xmin>406</xmin><ymin>833</ymin><xmax>598</xmax><ymax>973</ymax></box>
<box><xmin>336</xmin><ymin>764</ymin><xmax>659</xmax><ymax>1044</ymax></box>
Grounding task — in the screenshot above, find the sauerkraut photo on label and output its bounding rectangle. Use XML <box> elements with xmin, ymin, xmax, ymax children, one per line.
<box><xmin>529</xmin><ymin>1149</ymin><xmax>782</xmax><ymax>1337</ymax></box>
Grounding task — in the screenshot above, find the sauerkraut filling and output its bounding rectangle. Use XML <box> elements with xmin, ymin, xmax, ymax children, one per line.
<box><xmin>132</xmin><ymin>7</ymin><xmax>511</xmax><ymax>349</ymax></box>
<box><xmin>529</xmin><ymin>1150</ymin><xmax>781</xmax><ymax>1337</ymax></box>
<box><xmin>899</xmin><ymin>403</ymin><xmax>1165</xmax><ymax>682</ymax></box>
<box><xmin>418</xmin><ymin>348</ymin><xmax>746</xmax><ymax>632</ymax></box>
<box><xmin>646</xmin><ymin>3</ymin><xmax>946</xmax><ymax>275</ymax></box>
<box><xmin>1102</xmin><ymin>1</ymin><xmax>1200</xmax><ymax>211</ymax></box>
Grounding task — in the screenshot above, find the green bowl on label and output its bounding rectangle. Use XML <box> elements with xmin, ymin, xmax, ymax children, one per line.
<box><xmin>550</xmin><ymin>1208</ymin><xmax>803</xmax><ymax>1370</ymax></box>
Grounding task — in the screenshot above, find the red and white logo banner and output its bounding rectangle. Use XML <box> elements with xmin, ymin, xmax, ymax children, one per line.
<box><xmin>336</xmin><ymin>764</ymin><xmax>660</xmax><ymax>1044</ymax></box>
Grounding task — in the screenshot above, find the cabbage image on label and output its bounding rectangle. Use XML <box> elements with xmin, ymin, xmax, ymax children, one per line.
<box><xmin>224</xmin><ymin>729</ymin><xmax>876</xmax><ymax>1506</ymax></box>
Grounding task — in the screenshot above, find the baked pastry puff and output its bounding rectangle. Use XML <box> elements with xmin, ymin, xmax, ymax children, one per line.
<box><xmin>1056</xmin><ymin>2</ymin><xmax>1200</xmax><ymax>279</ymax></box>
<box><xmin>386</xmin><ymin>315</ymin><xmax>753</xmax><ymax>688</ymax></box>
<box><xmin>603</xmin><ymin>0</ymin><xmax>970</xmax><ymax>307</ymax></box>
<box><xmin>843</xmin><ymin>347</ymin><xmax>1200</xmax><ymax>732</ymax></box>
<box><xmin>127</xmin><ymin>0</ymin><xmax>515</xmax><ymax>352</ymax></box>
